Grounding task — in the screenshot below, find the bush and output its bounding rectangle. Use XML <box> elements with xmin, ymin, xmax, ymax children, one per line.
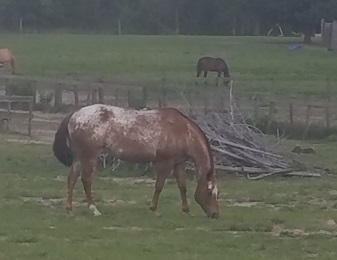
<box><xmin>34</xmin><ymin>90</ymin><xmax>53</xmax><ymax>112</ymax></box>
<box><xmin>5</xmin><ymin>80</ymin><xmax>36</xmax><ymax>111</ymax></box>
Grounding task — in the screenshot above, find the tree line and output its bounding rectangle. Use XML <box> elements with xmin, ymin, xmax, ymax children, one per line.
<box><xmin>1</xmin><ymin>0</ymin><xmax>337</xmax><ymax>42</ymax></box>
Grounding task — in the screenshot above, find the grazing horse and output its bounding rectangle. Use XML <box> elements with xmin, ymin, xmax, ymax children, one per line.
<box><xmin>52</xmin><ymin>104</ymin><xmax>220</xmax><ymax>219</ymax></box>
<box><xmin>196</xmin><ymin>56</ymin><xmax>230</xmax><ymax>86</ymax></box>
<box><xmin>0</xmin><ymin>48</ymin><xmax>16</xmax><ymax>75</ymax></box>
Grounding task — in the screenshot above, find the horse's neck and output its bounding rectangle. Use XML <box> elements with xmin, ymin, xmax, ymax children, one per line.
<box><xmin>189</xmin><ymin>135</ymin><xmax>214</xmax><ymax>182</ymax></box>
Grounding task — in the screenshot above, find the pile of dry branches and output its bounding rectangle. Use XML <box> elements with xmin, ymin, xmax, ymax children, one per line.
<box><xmin>191</xmin><ymin>111</ymin><xmax>293</xmax><ymax>178</ymax></box>
<box><xmin>182</xmin><ymin>81</ymin><xmax>320</xmax><ymax>179</ymax></box>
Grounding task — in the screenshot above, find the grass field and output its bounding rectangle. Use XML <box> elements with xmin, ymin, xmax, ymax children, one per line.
<box><xmin>1</xmin><ymin>34</ymin><xmax>337</xmax><ymax>96</ymax></box>
<box><xmin>1</xmin><ymin>34</ymin><xmax>337</xmax><ymax>259</ymax></box>
<box><xmin>1</xmin><ymin>136</ymin><xmax>337</xmax><ymax>260</ymax></box>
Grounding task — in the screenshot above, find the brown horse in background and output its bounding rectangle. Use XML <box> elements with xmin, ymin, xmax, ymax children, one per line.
<box><xmin>196</xmin><ymin>56</ymin><xmax>230</xmax><ymax>86</ymax></box>
<box><xmin>53</xmin><ymin>104</ymin><xmax>219</xmax><ymax>219</ymax></box>
<box><xmin>0</xmin><ymin>48</ymin><xmax>16</xmax><ymax>75</ymax></box>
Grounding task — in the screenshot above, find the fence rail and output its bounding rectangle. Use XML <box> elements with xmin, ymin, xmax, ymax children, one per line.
<box><xmin>1</xmin><ymin>74</ymin><xmax>337</xmax><ymax>139</ymax></box>
<box><xmin>0</xmin><ymin>95</ymin><xmax>34</xmax><ymax>136</ymax></box>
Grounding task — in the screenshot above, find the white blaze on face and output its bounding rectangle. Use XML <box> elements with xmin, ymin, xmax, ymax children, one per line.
<box><xmin>208</xmin><ymin>181</ymin><xmax>219</xmax><ymax>200</ymax></box>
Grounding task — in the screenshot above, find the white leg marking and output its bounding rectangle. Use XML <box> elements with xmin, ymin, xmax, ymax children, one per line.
<box><xmin>89</xmin><ymin>204</ymin><xmax>102</xmax><ymax>216</ymax></box>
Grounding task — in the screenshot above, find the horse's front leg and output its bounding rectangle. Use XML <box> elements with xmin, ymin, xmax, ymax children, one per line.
<box><xmin>173</xmin><ymin>162</ymin><xmax>191</xmax><ymax>214</ymax></box>
<box><xmin>66</xmin><ymin>160</ymin><xmax>81</xmax><ymax>216</ymax></box>
<box><xmin>149</xmin><ymin>162</ymin><xmax>172</xmax><ymax>215</ymax></box>
<box><xmin>81</xmin><ymin>157</ymin><xmax>101</xmax><ymax>216</ymax></box>
<box><xmin>196</xmin><ymin>69</ymin><xmax>202</xmax><ymax>85</ymax></box>
<box><xmin>216</xmin><ymin>71</ymin><xmax>222</xmax><ymax>86</ymax></box>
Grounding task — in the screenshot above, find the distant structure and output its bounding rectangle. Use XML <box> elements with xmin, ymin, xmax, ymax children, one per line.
<box><xmin>321</xmin><ymin>19</ymin><xmax>337</xmax><ymax>51</ymax></box>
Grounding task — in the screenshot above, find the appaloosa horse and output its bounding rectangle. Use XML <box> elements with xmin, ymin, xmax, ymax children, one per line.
<box><xmin>196</xmin><ymin>56</ymin><xmax>230</xmax><ymax>86</ymax></box>
<box><xmin>0</xmin><ymin>48</ymin><xmax>16</xmax><ymax>75</ymax></box>
<box><xmin>53</xmin><ymin>104</ymin><xmax>219</xmax><ymax>218</ymax></box>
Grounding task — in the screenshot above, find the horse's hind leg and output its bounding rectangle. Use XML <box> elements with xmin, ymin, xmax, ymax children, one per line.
<box><xmin>173</xmin><ymin>162</ymin><xmax>190</xmax><ymax>214</ymax></box>
<box><xmin>81</xmin><ymin>157</ymin><xmax>101</xmax><ymax>216</ymax></box>
<box><xmin>149</xmin><ymin>161</ymin><xmax>172</xmax><ymax>215</ymax></box>
<box><xmin>66</xmin><ymin>160</ymin><xmax>81</xmax><ymax>216</ymax></box>
<box><xmin>203</xmin><ymin>70</ymin><xmax>208</xmax><ymax>85</ymax></box>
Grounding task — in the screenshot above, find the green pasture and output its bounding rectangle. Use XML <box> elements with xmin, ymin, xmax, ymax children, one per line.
<box><xmin>1</xmin><ymin>136</ymin><xmax>337</xmax><ymax>259</ymax></box>
<box><xmin>1</xmin><ymin>34</ymin><xmax>337</xmax><ymax>96</ymax></box>
<box><xmin>1</xmin><ymin>34</ymin><xmax>337</xmax><ymax>259</ymax></box>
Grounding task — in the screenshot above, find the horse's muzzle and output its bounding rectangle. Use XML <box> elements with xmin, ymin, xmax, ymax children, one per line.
<box><xmin>207</xmin><ymin>211</ymin><xmax>219</xmax><ymax>219</ymax></box>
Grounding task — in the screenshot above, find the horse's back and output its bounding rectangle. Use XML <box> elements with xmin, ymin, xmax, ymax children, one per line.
<box><xmin>68</xmin><ymin>104</ymin><xmax>192</xmax><ymax>163</ymax></box>
<box><xmin>197</xmin><ymin>56</ymin><xmax>228</xmax><ymax>72</ymax></box>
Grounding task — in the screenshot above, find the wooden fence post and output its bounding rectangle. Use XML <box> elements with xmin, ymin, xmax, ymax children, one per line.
<box><xmin>289</xmin><ymin>101</ymin><xmax>294</xmax><ymax>125</ymax></box>
<box><xmin>266</xmin><ymin>100</ymin><xmax>275</xmax><ymax>133</ymax></box>
<box><xmin>142</xmin><ymin>86</ymin><xmax>148</xmax><ymax>108</ymax></box>
<box><xmin>4</xmin><ymin>78</ymin><xmax>10</xmax><ymax>95</ymax></box>
<box><xmin>115</xmin><ymin>88</ymin><xmax>119</xmax><ymax>106</ymax></box>
<box><xmin>98</xmin><ymin>86</ymin><xmax>104</xmax><ymax>104</ymax></box>
<box><xmin>203</xmin><ymin>94</ymin><xmax>210</xmax><ymax>114</ymax></box>
<box><xmin>91</xmin><ymin>88</ymin><xmax>98</xmax><ymax>104</ymax></box>
<box><xmin>303</xmin><ymin>105</ymin><xmax>312</xmax><ymax>140</ymax></box>
<box><xmin>325</xmin><ymin>106</ymin><xmax>331</xmax><ymax>128</ymax></box>
<box><xmin>127</xmin><ymin>89</ymin><xmax>132</xmax><ymax>108</ymax></box>
<box><xmin>325</xmin><ymin>78</ymin><xmax>331</xmax><ymax>128</ymax></box>
<box><xmin>28</xmin><ymin>99</ymin><xmax>33</xmax><ymax>136</ymax></box>
<box><xmin>73</xmin><ymin>84</ymin><xmax>79</xmax><ymax>107</ymax></box>
<box><xmin>186</xmin><ymin>89</ymin><xmax>193</xmax><ymax>114</ymax></box>
<box><xmin>54</xmin><ymin>83</ymin><xmax>63</xmax><ymax>109</ymax></box>
<box><xmin>161</xmin><ymin>86</ymin><xmax>167</xmax><ymax>107</ymax></box>
<box><xmin>253</xmin><ymin>95</ymin><xmax>260</xmax><ymax>122</ymax></box>
<box><xmin>86</xmin><ymin>86</ymin><xmax>92</xmax><ymax>105</ymax></box>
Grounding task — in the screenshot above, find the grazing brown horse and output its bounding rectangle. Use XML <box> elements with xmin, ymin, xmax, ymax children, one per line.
<box><xmin>196</xmin><ymin>56</ymin><xmax>230</xmax><ymax>86</ymax></box>
<box><xmin>0</xmin><ymin>48</ymin><xmax>16</xmax><ymax>75</ymax></box>
<box><xmin>53</xmin><ymin>104</ymin><xmax>219</xmax><ymax>219</ymax></box>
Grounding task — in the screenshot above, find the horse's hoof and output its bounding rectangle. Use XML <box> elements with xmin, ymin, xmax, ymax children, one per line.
<box><xmin>152</xmin><ymin>211</ymin><xmax>161</xmax><ymax>217</ymax></box>
<box><xmin>66</xmin><ymin>207</ymin><xmax>74</xmax><ymax>216</ymax></box>
<box><xmin>149</xmin><ymin>206</ymin><xmax>161</xmax><ymax>217</ymax></box>
<box><xmin>184</xmin><ymin>210</ymin><xmax>194</xmax><ymax>217</ymax></box>
<box><xmin>89</xmin><ymin>204</ymin><xmax>102</xmax><ymax>216</ymax></box>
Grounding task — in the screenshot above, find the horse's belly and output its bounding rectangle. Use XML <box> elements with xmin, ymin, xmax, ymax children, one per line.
<box><xmin>105</xmin><ymin>133</ymin><xmax>161</xmax><ymax>163</ymax></box>
<box><xmin>108</xmin><ymin>142</ymin><xmax>157</xmax><ymax>163</ymax></box>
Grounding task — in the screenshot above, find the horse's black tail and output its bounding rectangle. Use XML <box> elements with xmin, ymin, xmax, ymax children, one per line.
<box><xmin>52</xmin><ymin>112</ymin><xmax>75</xmax><ymax>167</ymax></box>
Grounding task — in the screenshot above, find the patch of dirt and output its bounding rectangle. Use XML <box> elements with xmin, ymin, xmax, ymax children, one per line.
<box><xmin>272</xmin><ymin>225</ymin><xmax>337</xmax><ymax>237</ymax></box>
<box><xmin>102</xmin><ymin>199</ymin><xmax>137</xmax><ymax>205</ymax></box>
<box><xmin>20</xmin><ymin>196</ymin><xmax>137</xmax><ymax>207</ymax></box>
<box><xmin>5</xmin><ymin>138</ymin><xmax>50</xmax><ymax>145</ymax></box>
<box><xmin>231</xmin><ymin>201</ymin><xmax>259</xmax><ymax>207</ymax></box>
<box><xmin>21</xmin><ymin>197</ymin><xmax>63</xmax><ymax>206</ymax></box>
<box><xmin>103</xmin><ymin>226</ymin><xmax>143</xmax><ymax>231</ymax></box>
<box><xmin>99</xmin><ymin>176</ymin><xmax>156</xmax><ymax>185</ymax></box>
<box><xmin>225</xmin><ymin>199</ymin><xmax>286</xmax><ymax>209</ymax></box>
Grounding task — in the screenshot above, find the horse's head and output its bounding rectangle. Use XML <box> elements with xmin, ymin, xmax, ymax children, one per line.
<box><xmin>194</xmin><ymin>179</ymin><xmax>219</xmax><ymax>219</ymax></box>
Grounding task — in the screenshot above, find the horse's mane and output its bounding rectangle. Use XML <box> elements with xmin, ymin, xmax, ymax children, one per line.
<box><xmin>174</xmin><ymin>109</ymin><xmax>215</xmax><ymax>180</ymax></box>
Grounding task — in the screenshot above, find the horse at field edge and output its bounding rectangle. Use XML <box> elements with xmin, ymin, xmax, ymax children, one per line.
<box><xmin>0</xmin><ymin>48</ymin><xmax>16</xmax><ymax>75</ymax></box>
<box><xmin>196</xmin><ymin>56</ymin><xmax>230</xmax><ymax>86</ymax></box>
<box><xmin>52</xmin><ymin>104</ymin><xmax>220</xmax><ymax>219</ymax></box>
